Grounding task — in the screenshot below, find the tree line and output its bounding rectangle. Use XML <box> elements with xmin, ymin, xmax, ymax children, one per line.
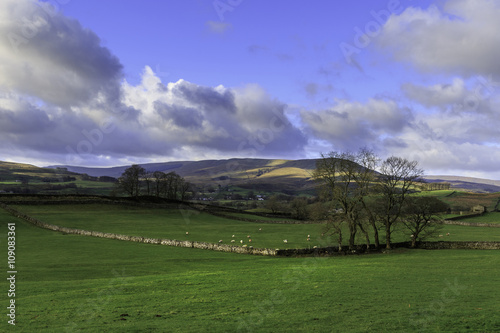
<box><xmin>117</xmin><ymin>164</ymin><xmax>192</xmax><ymax>200</ymax></box>
<box><xmin>312</xmin><ymin>149</ymin><xmax>449</xmax><ymax>250</ymax></box>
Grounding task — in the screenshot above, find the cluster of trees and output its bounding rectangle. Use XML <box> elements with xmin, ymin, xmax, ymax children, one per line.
<box><xmin>312</xmin><ymin>149</ymin><xmax>449</xmax><ymax>250</ymax></box>
<box><xmin>118</xmin><ymin>165</ymin><xmax>192</xmax><ymax>200</ymax></box>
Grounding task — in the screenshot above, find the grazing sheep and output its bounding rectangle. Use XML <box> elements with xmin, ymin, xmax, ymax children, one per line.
<box><xmin>439</xmin><ymin>235</ymin><xmax>443</xmax><ymax>238</ymax></box>
<box><xmin>248</xmin><ymin>239</ymin><xmax>252</xmax><ymax>242</ymax></box>
<box><xmin>283</xmin><ymin>239</ymin><xmax>288</xmax><ymax>243</ymax></box>
<box><xmin>446</xmin><ymin>233</ymin><xmax>450</xmax><ymax>236</ymax></box>
<box><xmin>247</xmin><ymin>235</ymin><xmax>251</xmax><ymax>238</ymax></box>
<box><xmin>240</xmin><ymin>240</ymin><xmax>244</xmax><ymax>244</ymax></box>
<box><xmin>307</xmin><ymin>238</ymin><xmax>310</xmax><ymax>241</ymax></box>
<box><xmin>232</xmin><ymin>234</ymin><xmax>235</xmax><ymax>238</ymax></box>
<box><xmin>231</xmin><ymin>240</ymin><xmax>235</xmax><ymax>243</ymax></box>
<box><xmin>219</xmin><ymin>240</ymin><xmax>223</xmax><ymax>243</ymax></box>
<box><xmin>307</xmin><ymin>234</ymin><xmax>310</xmax><ymax>238</ymax></box>
<box><xmin>186</xmin><ymin>232</ymin><xmax>189</xmax><ymax>235</ymax></box>
<box><xmin>258</xmin><ymin>228</ymin><xmax>262</xmax><ymax>231</ymax></box>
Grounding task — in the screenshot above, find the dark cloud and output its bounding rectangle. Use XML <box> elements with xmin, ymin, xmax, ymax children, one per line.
<box><xmin>154</xmin><ymin>102</ymin><xmax>204</xmax><ymax>129</ymax></box>
<box><xmin>173</xmin><ymin>80</ymin><xmax>237</xmax><ymax>114</ymax></box>
<box><xmin>0</xmin><ymin>0</ymin><xmax>123</xmax><ymax>107</ymax></box>
<box><xmin>301</xmin><ymin>98</ymin><xmax>412</xmax><ymax>151</ymax></box>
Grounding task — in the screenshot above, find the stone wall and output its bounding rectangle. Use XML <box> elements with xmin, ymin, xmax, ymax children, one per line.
<box><xmin>0</xmin><ymin>202</ymin><xmax>276</xmax><ymax>256</ymax></box>
<box><xmin>443</xmin><ymin>220</ymin><xmax>500</xmax><ymax>228</ymax></box>
<box><xmin>1</xmin><ymin>202</ymin><xmax>498</xmax><ymax>257</ymax></box>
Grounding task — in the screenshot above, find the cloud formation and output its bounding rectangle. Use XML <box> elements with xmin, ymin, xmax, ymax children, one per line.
<box><xmin>301</xmin><ymin>99</ymin><xmax>413</xmax><ymax>152</ymax></box>
<box><xmin>1</xmin><ymin>0</ymin><xmax>500</xmax><ymax>180</ymax></box>
<box><xmin>377</xmin><ymin>0</ymin><xmax>500</xmax><ymax>78</ymax></box>
<box><xmin>0</xmin><ymin>0</ymin><xmax>123</xmax><ymax>107</ymax></box>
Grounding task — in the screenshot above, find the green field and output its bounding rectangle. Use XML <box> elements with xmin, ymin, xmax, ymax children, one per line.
<box><xmin>452</xmin><ymin>212</ymin><xmax>500</xmax><ymax>224</ymax></box>
<box><xmin>12</xmin><ymin>204</ymin><xmax>323</xmax><ymax>249</ymax></box>
<box><xmin>1</xmin><ymin>207</ymin><xmax>499</xmax><ymax>332</ymax></box>
<box><xmin>12</xmin><ymin>204</ymin><xmax>500</xmax><ymax>249</ymax></box>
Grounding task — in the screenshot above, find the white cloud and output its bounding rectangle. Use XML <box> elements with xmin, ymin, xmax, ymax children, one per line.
<box><xmin>301</xmin><ymin>98</ymin><xmax>413</xmax><ymax>151</ymax></box>
<box><xmin>0</xmin><ymin>0</ymin><xmax>123</xmax><ymax>107</ymax></box>
<box><xmin>377</xmin><ymin>0</ymin><xmax>500</xmax><ymax>78</ymax></box>
<box><xmin>402</xmin><ymin>78</ymin><xmax>467</xmax><ymax>108</ymax></box>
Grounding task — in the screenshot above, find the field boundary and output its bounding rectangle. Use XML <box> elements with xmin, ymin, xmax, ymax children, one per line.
<box><xmin>443</xmin><ymin>220</ymin><xmax>500</xmax><ymax>227</ymax></box>
<box><xmin>1</xmin><ymin>202</ymin><xmax>499</xmax><ymax>256</ymax></box>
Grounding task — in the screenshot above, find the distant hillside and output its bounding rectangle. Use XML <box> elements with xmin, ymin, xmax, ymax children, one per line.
<box><xmin>48</xmin><ymin>158</ymin><xmax>320</xmax><ymax>193</ymax></box>
<box><xmin>0</xmin><ymin>161</ymin><xmax>79</xmax><ymax>180</ymax></box>
<box><xmin>423</xmin><ymin>175</ymin><xmax>500</xmax><ymax>193</ymax></box>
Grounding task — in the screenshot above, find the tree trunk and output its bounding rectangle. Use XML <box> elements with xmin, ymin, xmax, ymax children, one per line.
<box><xmin>348</xmin><ymin>224</ymin><xmax>356</xmax><ymax>250</ymax></box>
<box><xmin>371</xmin><ymin>222</ymin><xmax>379</xmax><ymax>249</ymax></box>
<box><xmin>385</xmin><ymin>223</ymin><xmax>391</xmax><ymax>249</ymax></box>
<box><xmin>358</xmin><ymin>223</ymin><xmax>371</xmax><ymax>251</ymax></box>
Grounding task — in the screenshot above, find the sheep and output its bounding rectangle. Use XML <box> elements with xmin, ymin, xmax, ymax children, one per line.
<box><xmin>247</xmin><ymin>235</ymin><xmax>251</xmax><ymax>238</ymax></box>
<box><xmin>307</xmin><ymin>238</ymin><xmax>311</xmax><ymax>241</ymax></box>
<box><xmin>283</xmin><ymin>239</ymin><xmax>288</xmax><ymax>243</ymax></box>
<box><xmin>185</xmin><ymin>232</ymin><xmax>189</xmax><ymax>235</ymax></box>
<box><xmin>248</xmin><ymin>239</ymin><xmax>252</xmax><ymax>242</ymax></box>
<box><xmin>230</xmin><ymin>240</ymin><xmax>235</xmax><ymax>243</ymax></box>
<box><xmin>218</xmin><ymin>240</ymin><xmax>223</xmax><ymax>243</ymax></box>
<box><xmin>258</xmin><ymin>228</ymin><xmax>262</xmax><ymax>231</ymax></box>
<box><xmin>232</xmin><ymin>234</ymin><xmax>235</xmax><ymax>238</ymax></box>
<box><xmin>240</xmin><ymin>240</ymin><xmax>244</xmax><ymax>244</ymax></box>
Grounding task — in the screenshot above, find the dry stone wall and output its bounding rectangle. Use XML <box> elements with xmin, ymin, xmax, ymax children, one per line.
<box><xmin>1</xmin><ymin>202</ymin><xmax>499</xmax><ymax>256</ymax></box>
<box><xmin>0</xmin><ymin>202</ymin><xmax>277</xmax><ymax>256</ymax></box>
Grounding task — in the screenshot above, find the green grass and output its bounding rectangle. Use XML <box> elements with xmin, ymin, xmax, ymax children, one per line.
<box><xmin>451</xmin><ymin>212</ymin><xmax>500</xmax><ymax>224</ymax></box>
<box><xmin>1</xmin><ymin>209</ymin><xmax>499</xmax><ymax>332</ymax></box>
<box><xmin>12</xmin><ymin>204</ymin><xmax>323</xmax><ymax>249</ymax></box>
<box><xmin>12</xmin><ymin>204</ymin><xmax>500</xmax><ymax>249</ymax></box>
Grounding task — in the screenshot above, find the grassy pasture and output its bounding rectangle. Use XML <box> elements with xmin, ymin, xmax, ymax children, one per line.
<box><xmin>451</xmin><ymin>212</ymin><xmax>500</xmax><ymax>224</ymax></box>
<box><xmin>12</xmin><ymin>204</ymin><xmax>323</xmax><ymax>249</ymax></box>
<box><xmin>1</xmin><ymin>208</ymin><xmax>499</xmax><ymax>332</ymax></box>
<box><xmin>12</xmin><ymin>204</ymin><xmax>500</xmax><ymax>249</ymax></box>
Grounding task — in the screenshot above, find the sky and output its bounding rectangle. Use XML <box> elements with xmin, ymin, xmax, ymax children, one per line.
<box><xmin>1</xmin><ymin>0</ymin><xmax>500</xmax><ymax>179</ymax></box>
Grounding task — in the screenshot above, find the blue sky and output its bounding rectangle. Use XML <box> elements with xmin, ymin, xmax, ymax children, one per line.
<box><xmin>1</xmin><ymin>0</ymin><xmax>500</xmax><ymax>179</ymax></box>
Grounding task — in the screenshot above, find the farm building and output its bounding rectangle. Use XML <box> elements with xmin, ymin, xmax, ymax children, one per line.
<box><xmin>472</xmin><ymin>205</ymin><xmax>487</xmax><ymax>213</ymax></box>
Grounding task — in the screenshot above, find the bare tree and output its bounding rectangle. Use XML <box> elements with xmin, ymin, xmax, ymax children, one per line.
<box><xmin>118</xmin><ymin>164</ymin><xmax>146</xmax><ymax>197</ymax></box>
<box><xmin>313</xmin><ymin>149</ymin><xmax>377</xmax><ymax>250</ymax></box>
<box><xmin>152</xmin><ymin>171</ymin><xmax>165</xmax><ymax>197</ymax></box>
<box><xmin>290</xmin><ymin>197</ymin><xmax>309</xmax><ymax>220</ymax></box>
<box><xmin>265</xmin><ymin>195</ymin><xmax>283</xmax><ymax>214</ymax></box>
<box><xmin>143</xmin><ymin>171</ymin><xmax>153</xmax><ymax>196</ymax></box>
<box><xmin>402</xmin><ymin>196</ymin><xmax>449</xmax><ymax>248</ymax></box>
<box><xmin>377</xmin><ymin>156</ymin><xmax>424</xmax><ymax>249</ymax></box>
<box><xmin>179</xmin><ymin>179</ymin><xmax>192</xmax><ymax>201</ymax></box>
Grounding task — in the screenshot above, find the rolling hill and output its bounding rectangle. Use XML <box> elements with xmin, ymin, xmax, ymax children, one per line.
<box><xmin>48</xmin><ymin>158</ymin><xmax>320</xmax><ymax>193</ymax></box>
<box><xmin>423</xmin><ymin>175</ymin><xmax>500</xmax><ymax>193</ymax></box>
<box><xmin>1</xmin><ymin>158</ymin><xmax>499</xmax><ymax>194</ymax></box>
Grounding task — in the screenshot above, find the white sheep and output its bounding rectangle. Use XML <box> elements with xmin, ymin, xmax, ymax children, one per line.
<box><xmin>240</xmin><ymin>240</ymin><xmax>244</xmax><ymax>244</ymax></box>
<box><xmin>218</xmin><ymin>240</ymin><xmax>223</xmax><ymax>243</ymax></box>
<box><xmin>186</xmin><ymin>232</ymin><xmax>189</xmax><ymax>235</ymax></box>
<box><xmin>230</xmin><ymin>239</ymin><xmax>235</xmax><ymax>243</ymax></box>
<box><xmin>283</xmin><ymin>239</ymin><xmax>288</xmax><ymax>243</ymax></box>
